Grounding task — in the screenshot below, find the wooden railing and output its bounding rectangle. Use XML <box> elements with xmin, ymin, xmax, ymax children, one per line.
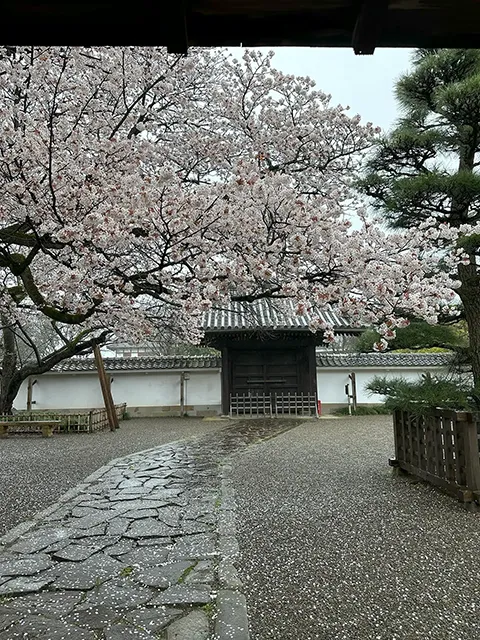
<box><xmin>0</xmin><ymin>403</ymin><xmax>127</xmax><ymax>434</ymax></box>
<box><xmin>391</xmin><ymin>408</ymin><xmax>480</xmax><ymax>503</ymax></box>
<box><xmin>275</xmin><ymin>393</ymin><xmax>318</xmax><ymax>417</ymax></box>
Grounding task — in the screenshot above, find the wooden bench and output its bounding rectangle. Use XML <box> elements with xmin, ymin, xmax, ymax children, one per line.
<box><xmin>0</xmin><ymin>420</ymin><xmax>61</xmax><ymax>438</ymax></box>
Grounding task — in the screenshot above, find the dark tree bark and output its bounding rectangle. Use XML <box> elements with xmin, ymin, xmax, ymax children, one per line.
<box><xmin>0</xmin><ymin>325</ymin><xmax>110</xmax><ymax>415</ymax></box>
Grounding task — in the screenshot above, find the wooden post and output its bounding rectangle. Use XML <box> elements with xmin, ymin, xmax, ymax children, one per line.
<box><xmin>349</xmin><ymin>372</ymin><xmax>357</xmax><ymax>411</ymax></box>
<box><xmin>180</xmin><ymin>371</ymin><xmax>185</xmax><ymax>417</ymax></box>
<box><xmin>27</xmin><ymin>378</ymin><xmax>32</xmax><ymax>412</ymax></box>
<box><xmin>93</xmin><ymin>345</ymin><xmax>118</xmax><ymax>431</ymax></box>
<box><xmin>461</xmin><ymin>412</ymin><xmax>480</xmax><ymax>493</ymax></box>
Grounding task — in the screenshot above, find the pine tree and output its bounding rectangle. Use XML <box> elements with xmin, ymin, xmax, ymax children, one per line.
<box><xmin>359</xmin><ymin>49</ymin><xmax>480</xmax><ymax>386</ymax></box>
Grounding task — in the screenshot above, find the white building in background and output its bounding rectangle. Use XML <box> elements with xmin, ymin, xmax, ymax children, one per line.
<box><xmin>14</xmin><ymin>352</ymin><xmax>451</xmax><ymax>416</ymax></box>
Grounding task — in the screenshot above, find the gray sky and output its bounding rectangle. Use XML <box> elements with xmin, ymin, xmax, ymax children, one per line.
<box><xmin>228</xmin><ymin>47</ymin><xmax>414</xmax><ymax>133</ymax></box>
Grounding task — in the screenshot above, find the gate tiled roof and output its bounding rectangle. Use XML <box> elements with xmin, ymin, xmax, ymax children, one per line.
<box><xmin>203</xmin><ymin>299</ymin><xmax>357</xmax><ymax>333</ymax></box>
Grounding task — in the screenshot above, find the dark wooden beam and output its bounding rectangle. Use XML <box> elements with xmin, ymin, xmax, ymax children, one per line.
<box><xmin>167</xmin><ymin>0</ymin><xmax>189</xmax><ymax>54</ymax></box>
<box><xmin>352</xmin><ymin>0</ymin><xmax>389</xmax><ymax>55</ymax></box>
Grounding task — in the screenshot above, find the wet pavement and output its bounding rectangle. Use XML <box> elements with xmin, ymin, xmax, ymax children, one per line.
<box><xmin>0</xmin><ymin>417</ymin><xmax>229</xmax><ymax>537</ymax></box>
<box><xmin>0</xmin><ymin>418</ymin><xmax>300</xmax><ymax>640</ymax></box>
<box><xmin>232</xmin><ymin>415</ymin><xmax>480</xmax><ymax>640</ymax></box>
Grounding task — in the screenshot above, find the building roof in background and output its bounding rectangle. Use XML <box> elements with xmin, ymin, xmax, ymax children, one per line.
<box><xmin>316</xmin><ymin>352</ymin><xmax>453</xmax><ymax>368</ymax></box>
<box><xmin>203</xmin><ymin>299</ymin><xmax>358</xmax><ymax>334</ymax></box>
<box><xmin>53</xmin><ymin>352</ymin><xmax>452</xmax><ymax>373</ymax></box>
<box><xmin>5</xmin><ymin>2</ymin><xmax>480</xmax><ymax>52</ymax></box>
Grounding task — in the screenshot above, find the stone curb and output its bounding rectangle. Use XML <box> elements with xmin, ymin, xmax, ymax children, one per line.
<box><xmin>214</xmin><ymin>468</ymin><xmax>249</xmax><ymax>640</ymax></box>
<box><xmin>214</xmin><ymin>590</ymin><xmax>250</xmax><ymax>640</ymax></box>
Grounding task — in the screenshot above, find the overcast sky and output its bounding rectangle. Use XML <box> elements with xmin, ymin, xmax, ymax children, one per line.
<box><xmin>228</xmin><ymin>47</ymin><xmax>415</xmax><ymax>133</ymax></box>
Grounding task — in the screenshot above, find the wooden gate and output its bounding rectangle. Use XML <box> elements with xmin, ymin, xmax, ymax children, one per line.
<box><xmin>391</xmin><ymin>408</ymin><xmax>480</xmax><ymax>503</ymax></box>
<box><xmin>230</xmin><ymin>393</ymin><xmax>273</xmax><ymax>417</ymax></box>
<box><xmin>275</xmin><ymin>392</ymin><xmax>318</xmax><ymax>417</ymax></box>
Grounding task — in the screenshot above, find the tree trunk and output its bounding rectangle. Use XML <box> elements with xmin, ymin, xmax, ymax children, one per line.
<box><xmin>458</xmin><ymin>262</ymin><xmax>480</xmax><ymax>388</ymax></box>
<box><xmin>0</xmin><ymin>317</ymin><xmax>19</xmax><ymax>414</ymax></box>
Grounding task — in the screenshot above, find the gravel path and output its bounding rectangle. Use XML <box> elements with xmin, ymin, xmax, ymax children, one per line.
<box><xmin>0</xmin><ymin>417</ymin><xmax>227</xmax><ymax>536</ymax></box>
<box><xmin>232</xmin><ymin>415</ymin><xmax>480</xmax><ymax>640</ymax></box>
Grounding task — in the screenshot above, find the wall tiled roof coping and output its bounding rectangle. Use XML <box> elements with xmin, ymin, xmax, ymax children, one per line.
<box><xmin>316</xmin><ymin>352</ymin><xmax>453</xmax><ymax>368</ymax></box>
<box><xmin>55</xmin><ymin>355</ymin><xmax>222</xmax><ymax>372</ymax></box>
<box><xmin>53</xmin><ymin>352</ymin><xmax>452</xmax><ymax>373</ymax></box>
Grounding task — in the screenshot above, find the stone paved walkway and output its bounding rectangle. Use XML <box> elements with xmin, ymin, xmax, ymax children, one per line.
<box><xmin>0</xmin><ymin>418</ymin><xmax>301</xmax><ymax>640</ymax></box>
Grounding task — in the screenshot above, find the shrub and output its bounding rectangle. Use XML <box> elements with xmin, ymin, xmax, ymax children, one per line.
<box><xmin>366</xmin><ymin>373</ymin><xmax>479</xmax><ymax>414</ymax></box>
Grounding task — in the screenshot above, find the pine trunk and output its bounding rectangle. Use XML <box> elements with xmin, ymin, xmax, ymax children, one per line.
<box><xmin>458</xmin><ymin>262</ymin><xmax>480</xmax><ymax>388</ymax></box>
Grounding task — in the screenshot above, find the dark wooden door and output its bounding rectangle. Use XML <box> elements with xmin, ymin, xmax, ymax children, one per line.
<box><xmin>231</xmin><ymin>349</ymin><xmax>301</xmax><ymax>396</ymax></box>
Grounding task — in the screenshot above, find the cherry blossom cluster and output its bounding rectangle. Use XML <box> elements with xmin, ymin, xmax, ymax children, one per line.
<box><xmin>0</xmin><ymin>46</ymin><xmax>466</xmax><ymax>348</ymax></box>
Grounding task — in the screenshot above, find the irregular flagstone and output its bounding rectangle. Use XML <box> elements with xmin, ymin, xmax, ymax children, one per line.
<box><xmin>66</xmin><ymin>603</ymin><xmax>130</xmax><ymax>629</ymax></box>
<box><xmin>0</xmin><ymin>613</ymin><xmax>19</xmax><ymax>631</ymax></box>
<box><xmin>137</xmin><ymin>537</ymin><xmax>173</xmax><ymax>547</ymax></box>
<box><xmin>143</xmin><ymin>478</ymin><xmax>171</xmax><ymax>488</ymax></box>
<box><xmin>111</xmin><ymin>499</ymin><xmax>169</xmax><ymax>511</ymax></box>
<box><xmin>166</xmin><ymin>610</ymin><xmax>210</xmax><ymax>640</ymax></box>
<box><xmin>122</xmin><ymin>508</ymin><xmax>159</xmax><ymax>520</ymax></box>
<box><xmin>68</xmin><ymin>524</ymin><xmax>107</xmax><ymax>538</ymax></box>
<box><xmin>118</xmin><ymin>479</ymin><xmax>144</xmax><ymax>489</ymax></box>
<box><xmin>80</xmin><ymin>578</ymin><xmax>154</xmax><ymax>608</ymax></box>
<box><xmin>104</xmin><ymin>623</ymin><xmax>155</xmax><ymax>640</ymax></box>
<box><xmin>124</xmin><ymin>606</ymin><xmax>181</xmax><ymax>634</ymax></box>
<box><xmin>156</xmin><ymin>506</ymin><xmax>182</xmax><ymax>527</ymax></box>
<box><xmin>104</xmin><ymin>540</ymin><xmax>136</xmax><ymax>557</ymax></box>
<box><xmin>124</xmin><ymin>519</ymin><xmax>176</xmax><ymax>539</ymax></box>
<box><xmin>48</xmin><ymin>553</ymin><xmax>125</xmax><ymax>590</ymax></box>
<box><xmin>148</xmin><ymin>584</ymin><xmax>211</xmax><ymax>605</ymax></box>
<box><xmin>3</xmin><ymin>613</ymin><xmax>68</xmax><ymax>635</ymax></box>
<box><xmin>107</xmin><ymin>518</ymin><xmax>131</xmax><ymax>536</ymax></box>
<box><xmin>71</xmin><ymin>506</ymin><xmax>105</xmax><ymax>518</ymax></box>
<box><xmin>145</xmin><ymin>489</ymin><xmax>184</xmax><ymax>501</ymax></box>
<box><xmin>178</xmin><ymin>521</ymin><xmax>210</xmax><ymax>535</ymax></box>
<box><xmin>52</xmin><ymin>542</ymin><xmax>110</xmax><ymax>562</ymax></box>
<box><xmin>118</xmin><ymin>545</ymin><xmax>170</xmax><ymax>567</ymax></box>
<box><xmin>0</xmin><ymin>623</ymin><xmax>97</xmax><ymax>640</ymax></box>
<box><xmin>133</xmin><ymin>561</ymin><xmax>195</xmax><ymax>588</ymax></box>
<box><xmin>72</xmin><ymin>510</ymin><xmax>120</xmax><ymax>530</ymax></box>
<box><xmin>8</xmin><ymin>528</ymin><xmax>70</xmax><ymax>554</ymax></box>
<box><xmin>168</xmin><ymin>534</ymin><xmax>216</xmax><ymax>560</ymax></box>
<box><xmin>0</xmin><ymin>553</ymin><xmax>53</xmax><ymax>576</ymax></box>
<box><xmin>183</xmin><ymin>560</ymin><xmax>215</xmax><ymax>585</ymax></box>
<box><xmin>0</xmin><ymin>591</ymin><xmax>82</xmax><ymax>616</ymax></box>
<box><xmin>0</xmin><ymin>575</ymin><xmax>54</xmax><ymax>595</ymax></box>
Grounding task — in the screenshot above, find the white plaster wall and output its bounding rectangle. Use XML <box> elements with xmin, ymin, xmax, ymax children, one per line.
<box><xmin>14</xmin><ymin>365</ymin><xmax>447</xmax><ymax>412</ymax></box>
<box><xmin>15</xmin><ymin>369</ymin><xmax>222</xmax><ymax>411</ymax></box>
<box><xmin>182</xmin><ymin>372</ymin><xmax>222</xmax><ymax>405</ymax></box>
<box><xmin>316</xmin><ymin>367</ymin><xmax>447</xmax><ymax>405</ymax></box>
<box><xmin>16</xmin><ymin>374</ymin><xmax>103</xmax><ymax>410</ymax></box>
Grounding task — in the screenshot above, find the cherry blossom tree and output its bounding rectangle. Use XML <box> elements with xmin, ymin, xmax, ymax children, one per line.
<box><xmin>0</xmin><ymin>46</ymin><xmax>461</xmax><ymax>412</ymax></box>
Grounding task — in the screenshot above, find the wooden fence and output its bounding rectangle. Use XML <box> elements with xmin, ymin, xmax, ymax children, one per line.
<box><xmin>0</xmin><ymin>403</ymin><xmax>127</xmax><ymax>434</ymax></box>
<box><xmin>391</xmin><ymin>408</ymin><xmax>480</xmax><ymax>503</ymax></box>
<box><xmin>230</xmin><ymin>393</ymin><xmax>318</xmax><ymax>417</ymax></box>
